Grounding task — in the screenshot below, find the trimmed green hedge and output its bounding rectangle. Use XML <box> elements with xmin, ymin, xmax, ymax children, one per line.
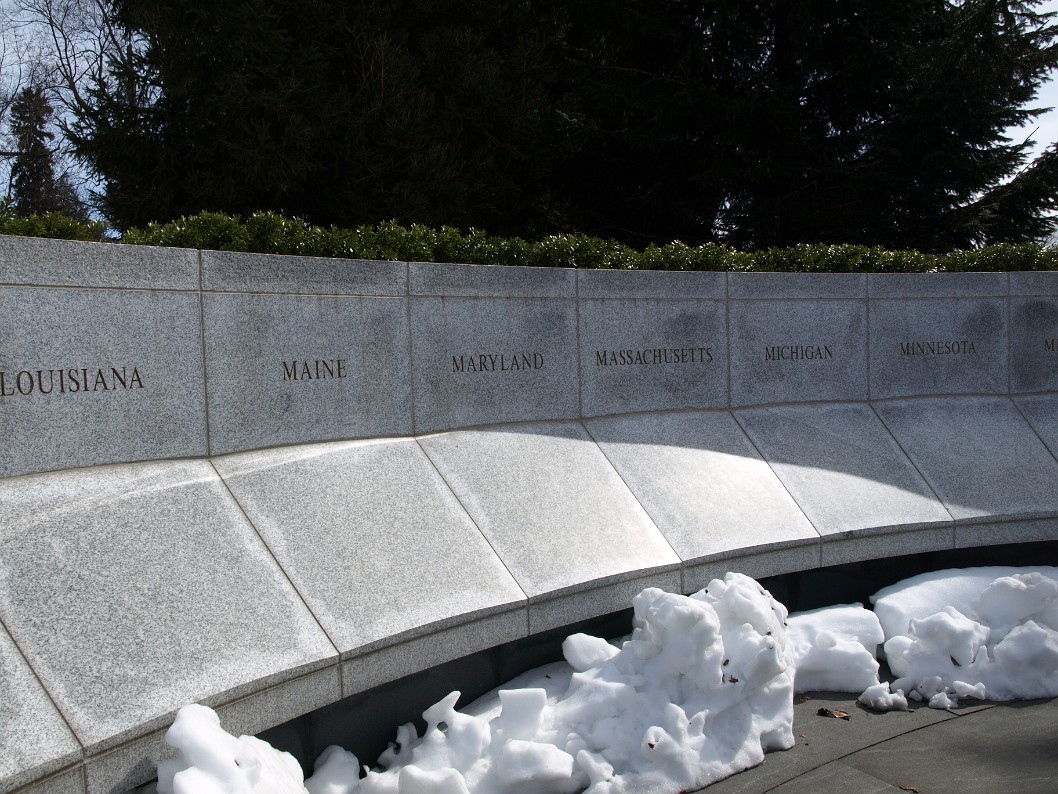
<box><xmin>119</xmin><ymin>211</ymin><xmax>1058</xmax><ymax>272</ymax></box>
<box><xmin>0</xmin><ymin>208</ymin><xmax>106</xmax><ymax>242</ymax></box>
<box><xmin>5</xmin><ymin>208</ymin><xmax>1058</xmax><ymax>272</ymax></box>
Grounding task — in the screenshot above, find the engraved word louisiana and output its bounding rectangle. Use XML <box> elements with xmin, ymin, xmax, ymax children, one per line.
<box><xmin>0</xmin><ymin>366</ymin><xmax>144</xmax><ymax>397</ymax></box>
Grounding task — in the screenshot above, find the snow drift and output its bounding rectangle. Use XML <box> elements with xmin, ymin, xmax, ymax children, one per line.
<box><xmin>155</xmin><ymin>566</ymin><xmax>1058</xmax><ymax>794</ymax></box>
<box><xmin>159</xmin><ymin>573</ymin><xmax>794</xmax><ymax>794</ymax></box>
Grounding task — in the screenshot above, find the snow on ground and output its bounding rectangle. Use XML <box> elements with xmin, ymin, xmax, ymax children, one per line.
<box><xmin>156</xmin><ymin>567</ymin><xmax>1058</xmax><ymax>794</ymax></box>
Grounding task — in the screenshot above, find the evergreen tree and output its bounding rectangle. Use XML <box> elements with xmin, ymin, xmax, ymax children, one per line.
<box><xmin>68</xmin><ymin>0</ymin><xmax>568</xmax><ymax>234</ymax></box>
<box><xmin>8</xmin><ymin>85</ymin><xmax>88</xmax><ymax>220</ymax></box>
<box><xmin>9</xmin><ymin>85</ymin><xmax>57</xmax><ymax>215</ymax></box>
<box><xmin>712</xmin><ymin>0</ymin><xmax>1058</xmax><ymax>251</ymax></box>
<box><xmin>558</xmin><ymin>0</ymin><xmax>1058</xmax><ymax>251</ymax></box>
<box><xmin>68</xmin><ymin>0</ymin><xmax>1058</xmax><ymax>250</ymax></box>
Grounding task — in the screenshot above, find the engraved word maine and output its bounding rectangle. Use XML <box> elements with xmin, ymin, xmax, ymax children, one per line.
<box><xmin>595</xmin><ymin>347</ymin><xmax>713</xmax><ymax>366</ymax></box>
<box><xmin>452</xmin><ymin>353</ymin><xmax>544</xmax><ymax>373</ymax></box>
<box><xmin>282</xmin><ymin>359</ymin><xmax>347</xmax><ymax>381</ymax></box>
<box><xmin>0</xmin><ymin>365</ymin><xmax>144</xmax><ymax>397</ymax></box>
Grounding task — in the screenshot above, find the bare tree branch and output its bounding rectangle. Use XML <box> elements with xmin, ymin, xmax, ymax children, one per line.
<box><xmin>0</xmin><ymin>0</ymin><xmax>147</xmax><ymax>209</ymax></box>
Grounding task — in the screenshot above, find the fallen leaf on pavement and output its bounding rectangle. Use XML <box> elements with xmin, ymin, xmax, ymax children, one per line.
<box><xmin>816</xmin><ymin>707</ymin><xmax>851</xmax><ymax>720</ymax></box>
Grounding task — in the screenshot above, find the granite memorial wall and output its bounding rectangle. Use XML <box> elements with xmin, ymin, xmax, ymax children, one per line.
<box><xmin>4</xmin><ymin>237</ymin><xmax>1058</xmax><ymax>477</ymax></box>
<box><xmin>3</xmin><ymin>235</ymin><xmax>1058</xmax><ymax>794</ymax></box>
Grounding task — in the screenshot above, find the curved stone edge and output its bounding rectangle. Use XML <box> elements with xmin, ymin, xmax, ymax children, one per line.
<box><xmin>4</xmin><ymin>394</ymin><xmax>1058</xmax><ymax>793</ymax></box>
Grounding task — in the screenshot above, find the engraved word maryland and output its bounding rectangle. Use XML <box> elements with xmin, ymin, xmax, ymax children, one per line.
<box><xmin>1</xmin><ymin>366</ymin><xmax>143</xmax><ymax>397</ymax></box>
<box><xmin>899</xmin><ymin>340</ymin><xmax>977</xmax><ymax>356</ymax></box>
<box><xmin>595</xmin><ymin>347</ymin><xmax>713</xmax><ymax>366</ymax></box>
<box><xmin>452</xmin><ymin>353</ymin><xmax>544</xmax><ymax>373</ymax></box>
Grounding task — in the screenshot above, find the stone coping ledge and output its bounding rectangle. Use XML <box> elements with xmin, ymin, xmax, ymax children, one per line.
<box><xmin>4</xmin><ymin>395</ymin><xmax>1058</xmax><ymax>793</ymax></box>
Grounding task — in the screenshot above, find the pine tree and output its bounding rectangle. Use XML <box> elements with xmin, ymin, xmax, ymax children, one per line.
<box><xmin>558</xmin><ymin>0</ymin><xmax>1058</xmax><ymax>251</ymax></box>
<box><xmin>8</xmin><ymin>85</ymin><xmax>88</xmax><ymax>220</ymax></box>
<box><xmin>9</xmin><ymin>86</ymin><xmax>58</xmax><ymax>215</ymax></box>
<box><xmin>67</xmin><ymin>0</ymin><xmax>568</xmax><ymax>234</ymax></box>
<box><xmin>67</xmin><ymin>0</ymin><xmax>1058</xmax><ymax>249</ymax></box>
<box><xmin>712</xmin><ymin>0</ymin><xmax>1058</xmax><ymax>251</ymax></box>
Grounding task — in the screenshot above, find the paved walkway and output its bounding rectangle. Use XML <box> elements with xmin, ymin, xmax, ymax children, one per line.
<box><xmin>700</xmin><ymin>691</ymin><xmax>1058</xmax><ymax>793</ymax></box>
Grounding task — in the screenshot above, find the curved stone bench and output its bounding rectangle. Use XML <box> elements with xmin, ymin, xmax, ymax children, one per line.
<box><xmin>2</xmin><ymin>235</ymin><xmax>1057</xmax><ymax>793</ymax></box>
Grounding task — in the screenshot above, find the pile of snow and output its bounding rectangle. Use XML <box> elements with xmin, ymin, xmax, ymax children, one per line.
<box><xmin>784</xmin><ymin>604</ymin><xmax>906</xmax><ymax>711</ymax></box>
<box><xmin>873</xmin><ymin>566</ymin><xmax>1058</xmax><ymax>707</ymax></box>
<box><xmin>159</xmin><ymin>573</ymin><xmax>794</xmax><ymax>794</ymax></box>
<box><xmin>155</xmin><ymin>566</ymin><xmax>1058</xmax><ymax>794</ymax></box>
<box><xmin>157</xmin><ymin>706</ymin><xmax>308</xmax><ymax>794</ymax></box>
<box><xmin>783</xmin><ymin>566</ymin><xmax>1058</xmax><ymax>710</ymax></box>
<box><xmin>785</xmin><ymin>604</ymin><xmax>884</xmax><ymax>694</ymax></box>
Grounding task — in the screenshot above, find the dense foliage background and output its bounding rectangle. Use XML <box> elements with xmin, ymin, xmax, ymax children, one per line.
<box><xmin>5</xmin><ymin>1</ymin><xmax>1058</xmax><ymax>253</ymax></box>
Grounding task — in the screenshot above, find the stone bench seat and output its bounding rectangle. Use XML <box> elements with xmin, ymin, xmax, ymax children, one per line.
<box><xmin>2</xmin><ymin>236</ymin><xmax>1058</xmax><ymax>793</ymax></box>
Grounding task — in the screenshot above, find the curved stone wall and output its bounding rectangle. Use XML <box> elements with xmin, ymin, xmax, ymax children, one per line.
<box><xmin>2</xmin><ymin>235</ymin><xmax>1058</xmax><ymax>793</ymax></box>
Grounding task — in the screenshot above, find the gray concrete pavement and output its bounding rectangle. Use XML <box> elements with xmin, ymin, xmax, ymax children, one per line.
<box><xmin>701</xmin><ymin>691</ymin><xmax>1058</xmax><ymax>793</ymax></box>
